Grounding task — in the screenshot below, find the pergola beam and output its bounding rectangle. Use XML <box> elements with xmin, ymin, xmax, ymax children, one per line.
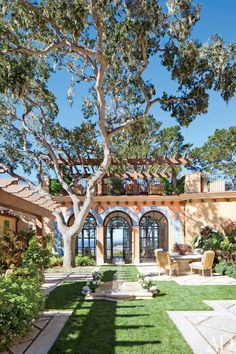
<box><xmin>0</xmin><ymin>190</ymin><xmax>52</xmax><ymax>218</ymax></box>
<box><xmin>57</xmin><ymin>157</ymin><xmax>191</xmax><ymax>166</ymax></box>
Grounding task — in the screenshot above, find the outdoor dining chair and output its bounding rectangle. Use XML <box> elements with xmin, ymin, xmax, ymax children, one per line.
<box><xmin>155</xmin><ymin>250</ymin><xmax>179</xmax><ymax>276</ymax></box>
<box><xmin>189</xmin><ymin>250</ymin><xmax>215</xmax><ymax>276</ymax></box>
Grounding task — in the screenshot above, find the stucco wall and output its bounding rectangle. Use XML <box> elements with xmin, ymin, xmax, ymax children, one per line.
<box><xmin>0</xmin><ymin>215</ymin><xmax>17</xmax><ymax>234</ymax></box>
<box><xmin>185</xmin><ymin>200</ymin><xmax>236</xmax><ymax>243</ymax></box>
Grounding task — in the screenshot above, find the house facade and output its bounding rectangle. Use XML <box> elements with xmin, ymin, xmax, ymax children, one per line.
<box><xmin>54</xmin><ymin>172</ymin><xmax>236</xmax><ymax>265</ymax></box>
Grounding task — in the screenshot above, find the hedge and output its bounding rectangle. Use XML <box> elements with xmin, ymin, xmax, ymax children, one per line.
<box><xmin>0</xmin><ymin>275</ymin><xmax>45</xmax><ymax>350</ymax></box>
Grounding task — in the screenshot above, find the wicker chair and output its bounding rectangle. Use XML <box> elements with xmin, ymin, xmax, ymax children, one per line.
<box><xmin>155</xmin><ymin>251</ymin><xmax>179</xmax><ymax>276</ymax></box>
<box><xmin>189</xmin><ymin>250</ymin><xmax>215</xmax><ymax>276</ymax></box>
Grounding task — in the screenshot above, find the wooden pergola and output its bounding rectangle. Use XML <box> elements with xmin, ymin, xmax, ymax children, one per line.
<box><xmin>0</xmin><ymin>178</ymin><xmax>58</xmax><ymax>236</ymax></box>
<box><xmin>60</xmin><ymin>156</ymin><xmax>191</xmax><ymax>180</ymax></box>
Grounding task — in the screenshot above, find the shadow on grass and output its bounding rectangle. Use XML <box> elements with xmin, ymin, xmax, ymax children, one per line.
<box><xmin>48</xmin><ymin>281</ymin><xmax>162</xmax><ymax>354</ymax></box>
<box><xmin>102</xmin><ymin>270</ymin><xmax>117</xmax><ymax>282</ymax></box>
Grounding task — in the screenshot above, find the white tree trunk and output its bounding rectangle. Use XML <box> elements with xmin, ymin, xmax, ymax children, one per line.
<box><xmin>63</xmin><ymin>235</ymin><xmax>73</xmax><ymax>268</ymax></box>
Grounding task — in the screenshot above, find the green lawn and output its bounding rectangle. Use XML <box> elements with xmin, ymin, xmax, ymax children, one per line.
<box><xmin>46</xmin><ymin>266</ymin><xmax>236</xmax><ymax>354</ymax></box>
<box><xmin>101</xmin><ymin>265</ymin><xmax>139</xmax><ymax>282</ymax></box>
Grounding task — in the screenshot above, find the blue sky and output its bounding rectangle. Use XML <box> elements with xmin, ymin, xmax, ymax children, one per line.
<box><xmin>48</xmin><ymin>0</ymin><xmax>236</xmax><ymax>149</ymax></box>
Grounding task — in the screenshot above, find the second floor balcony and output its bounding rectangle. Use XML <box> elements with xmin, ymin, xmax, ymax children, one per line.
<box><xmin>70</xmin><ymin>172</ymin><xmax>235</xmax><ymax>197</ymax></box>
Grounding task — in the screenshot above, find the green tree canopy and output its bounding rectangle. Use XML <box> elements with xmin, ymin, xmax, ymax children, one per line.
<box><xmin>0</xmin><ymin>0</ymin><xmax>235</xmax><ymax>267</ymax></box>
<box><xmin>191</xmin><ymin>126</ymin><xmax>236</xmax><ymax>187</ymax></box>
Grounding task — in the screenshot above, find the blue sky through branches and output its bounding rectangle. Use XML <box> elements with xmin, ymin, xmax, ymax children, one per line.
<box><xmin>48</xmin><ymin>0</ymin><xmax>236</xmax><ymax>150</ymax></box>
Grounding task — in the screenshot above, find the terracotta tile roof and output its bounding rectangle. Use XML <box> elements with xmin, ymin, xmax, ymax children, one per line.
<box><xmin>0</xmin><ymin>177</ymin><xmax>58</xmax><ymax>212</ymax></box>
<box><xmin>0</xmin><ymin>178</ymin><xmax>18</xmax><ymax>188</ymax></box>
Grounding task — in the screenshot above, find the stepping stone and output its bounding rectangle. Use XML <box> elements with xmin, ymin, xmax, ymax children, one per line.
<box><xmin>197</xmin><ymin>324</ymin><xmax>235</xmax><ymax>352</ymax></box>
<box><xmin>224</xmin><ymin>338</ymin><xmax>236</xmax><ymax>353</ymax></box>
<box><xmin>33</xmin><ymin>318</ymin><xmax>50</xmax><ymax>330</ymax></box>
<box><xmin>187</xmin><ymin>315</ymin><xmax>210</xmax><ymax>326</ymax></box>
<box><xmin>10</xmin><ymin>340</ymin><xmax>33</xmax><ymax>354</ymax></box>
<box><xmin>198</xmin><ymin>316</ymin><xmax>236</xmax><ymax>333</ymax></box>
<box><xmin>10</xmin><ymin>327</ymin><xmax>40</xmax><ymax>354</ymax></box>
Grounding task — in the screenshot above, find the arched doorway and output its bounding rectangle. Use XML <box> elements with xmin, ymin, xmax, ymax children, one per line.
<box><xmin>68</xmin><ymin>214</ymin><xmax>97</xmax><ymax>259</ymax></box>
<box><xmin>104</xmin><ymin>211</ymin><xmax>132</xmax><ymax>263</ymax></box>
<box><xmin>139</xmin><ymin>211</ymin><xmax>168</xmax><ymax>262</ymax></box>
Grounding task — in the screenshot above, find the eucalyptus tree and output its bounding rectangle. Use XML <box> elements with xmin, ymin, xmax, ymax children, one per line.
<box><xmin>0</xmin><ymin>0</ymin><xmax>235</xmax><ymax>267</ymax></box>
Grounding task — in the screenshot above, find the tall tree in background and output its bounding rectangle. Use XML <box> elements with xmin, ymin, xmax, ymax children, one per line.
<box><xmin>0</xmin><ymin>0</ymin><xmax>235</xmax><ymax>267</ymax></box>
<box><xmin>111</xmin><ymin>117</ymin><xmax>191</xmax><ymax>192</ymax></box>
<box><xmin>191</xmin><ymin>126</ymin><xmax>236</xmax><ymax>187</ymax></box>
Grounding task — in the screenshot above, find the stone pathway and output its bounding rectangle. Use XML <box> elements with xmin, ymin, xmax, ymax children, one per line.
<box><xmin>2</xmin><ymin>268</ymin><xmax>98</xmax><ymax>354</ymax></box>
<box><xmin>168</xmin><ymin>300</ymin><xmax>236</xmax><ymax>354</ymax></box>
<box><xmin>137</xmin><ymin>264</ymin><xmax>236</xmax><ymax>285</ymax></box>
<box><xmin>43</xmin><ymin>269</ymin><xmax>98</xmax><ymax>295</ymax></box>
<box><xmin>7</xmin><ymin>311</ymin><xmax>72</xmax><ymax>354</ymax></box>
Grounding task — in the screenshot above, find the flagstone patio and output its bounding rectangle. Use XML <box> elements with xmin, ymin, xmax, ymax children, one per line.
<box><xmin>137</xmin><ymin>264</ymin><xmax>236</xmax><ymax>285</ymax></box>
<box><xmin>168</xmin><ymin>300</ymin><xmax>236</xmax><ymax>354</ymax></box>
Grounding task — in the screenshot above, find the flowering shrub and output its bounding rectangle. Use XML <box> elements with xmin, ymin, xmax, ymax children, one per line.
<box><xmin>137</xmin><ymin>274</ymin><xmax>159</xmax><ymax>295</ymax></box>
<box><xmin>222</xmin><ymin>221</ymin><xmax>236</xmax><ymax>241</ymax></box>
<box><xmin>82</xmin><ymin>271</ymin><xmax>102</xmax><ymax>294</ymax></box>
<box><xmin>173</xmin><ymin>243</ymin><xmax>192</xmax><ymax>255</ymax></box>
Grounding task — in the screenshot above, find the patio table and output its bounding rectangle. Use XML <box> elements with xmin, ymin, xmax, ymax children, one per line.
<box><xmin>171</xmin><ymin>254</ymin><xmax>202</xmax><ymax>275</ymax></box>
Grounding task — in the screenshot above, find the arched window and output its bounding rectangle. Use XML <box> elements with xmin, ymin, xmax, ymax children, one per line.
<box><xmin>139</xmin><ymin>211</ymin><xmax>168</xmax><ymax>262</ymax></box>
<box><xmin>68</xmin><ymin>214</ymin><xmax>97</xmax><ymax>259</ymax></box>
<box><xmin>104</xmin><ymin>211</ymin><xmax>132</xmax><ymax>263</ymax></box>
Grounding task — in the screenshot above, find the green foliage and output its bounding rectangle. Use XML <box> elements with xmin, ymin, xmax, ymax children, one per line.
<box><xmin>224</xmin><ymin>264</ymin><xmax>236</xmax><ymax>278</ymax></box>
<box><xmin>191</xmin><ymin>126</ymin><xmax>236</xmax><ymax>187</ymax></box>
<box><xmin>12</xmin><ymin>265</ymin><xmax>39</xmax><ymax>279</ymax></box>
<box><xmin>0</xmin><ymin>229</ymin><xmax>52</xmax><ymax>270</ymax></box>
<box><xmin>161</xmin><ymin>175</ymin><xmax>185</xmax><ymax>195</ymax></box>
<box><xmin>49</xmin><ymin>179</ymin><xmax>65</xmax><ymax>196</ymax></box>
<box><xmin>193</xmin><ymin>222</ymin><xmax>236</xmax><ymax>265</ymax></box>
<box><xmin>215</xmin><ymin>261</ymin><xmax>232</xmax><ymax>275</ymax></box>
<box><xmin>215</xmin><ymin>261</ymin><xmax>236</xmax><ymax>279</ymax></box>
<box><xmin>75</xmin><ymin>256</ymin><xmax>96</xmax><ymax>267</ymax></box>
<box><xmin>0</xmin><ymin>229</ymin><xmax>32</xmax><ymax>269</ymax></box>
<box><xmin>48</xmin><ymin>255</ymin><xmax>64</xmax><ymax>268</ymax></box>
<box><xmin>192</xmin><ymin>226</ymin><xmax>224</xmax><ymax>251</ymax></box>
<box><xmin>106</xmin><ymin>178</ymin><xmax>124</xmax><ymax>195</ymax></box>
<box><xmin>223</xmin><ymin>220</ymin><xmax>236</xmax><ymax>242</ymax></box>
<box><xmin>0</xmin><ymin>276</ymin><xmax>45</xmax><ymax>349</ymax></box>
<box><xmin>111</xmin><ymin>118</ymin><xmax>191</xmax><ymax>177</ymax></box>
<box><xmin>138</xmin><ymin>273</ymin><xmax>156</xmax><ymax>290</ymax></box>
<box><xmin>0</xmin><ymin>0</ymin><xmax>235</xmax><ymax>196</ymax></box>
<box><xmin>23</xmin><ymin>235</ymin><xmax>51</xmax><ymax>268</ymax></box>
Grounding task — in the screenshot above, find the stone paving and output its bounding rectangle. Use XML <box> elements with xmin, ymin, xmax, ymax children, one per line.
<box><xmin>168</xmin><ymin>300</ymin><xmax>236</xmax><ymax>354</ymax></box>
<box><xmin>42</xmin><ymin>269</ymin><xmax>98</xmax><ymax>295</ymax></box>
<box><xmin>137</xmin><ymin>264</ymin><xmax>236</xmax><ymax>285</ymax></box>
<box><xmin>2</xmin><ymin>268</ymin><xmax>98</xmax><ymax>354</ymax></box>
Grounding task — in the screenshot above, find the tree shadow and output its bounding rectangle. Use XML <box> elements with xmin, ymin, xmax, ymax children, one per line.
<box><xmin>48</xmin><ymin>282</ymin><xmax>163</xmax><ymax>354</ymax></box>
<box><xmin>102</xmin><ymin>270</ymin><xmax>117</xmax><ymax>282</ymax></box>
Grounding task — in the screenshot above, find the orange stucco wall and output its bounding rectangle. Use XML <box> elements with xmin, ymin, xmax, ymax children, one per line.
<box><xmin>185</xmin><ymin>200</ymin><xmax>236</xmax><ymax>243</ymax></box>
<box><xmin>0</xmin><ymin>215</ymin><xmax>17</xmax><ymax>234</ymax></box>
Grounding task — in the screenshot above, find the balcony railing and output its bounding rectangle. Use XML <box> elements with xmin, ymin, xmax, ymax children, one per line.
<box><xmin>57</xmin><ymin>173</ymin><xmax>236</xmax><ymax>197</ymax></box>
<box><xmin>73</xmin><ymin>178</ymin><xmax>166</xmax><ymax>196</ymax></box>
<box><xmin>202</xmin><ymin>174</ymin><xmax>236</xmax><ymax>193</ymax></box>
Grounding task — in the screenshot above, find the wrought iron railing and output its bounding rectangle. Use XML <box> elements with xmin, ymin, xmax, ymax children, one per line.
<box><xmin>202</xmin><ymin>173</ymin><xmax>236</xmax><ymax>192</ymax></box>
